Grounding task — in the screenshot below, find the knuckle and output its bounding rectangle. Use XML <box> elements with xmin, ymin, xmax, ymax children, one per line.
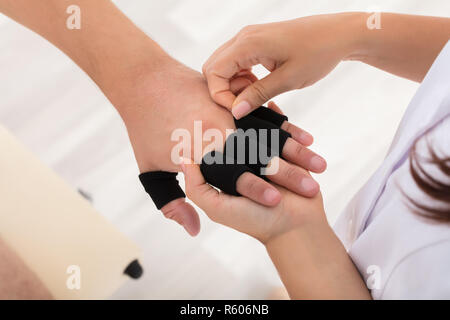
<box><xmin>251</xmin><ymin>82</ymin><xmax>270</xmax><ymax>103</ymax></box>
<box><xmin>237</xmin><ymin>26</ymin><xmax>261</xmax><ymax>45</ymax></box>
<box><xmin>204</xmin><ymin>64</ymin><xmax>214</xmax><ymax>76</ymax></box>
<box><xmin>162</xmin><ymin>207</ymin><xmax>177</xmax><ymax>220</ymax></box>
<box><xmin>211</xmin><ymin>90</ymin><xmax>225</xmax><ymax>103</ymax></box>
<box><xmin>202</xmin><ymin>63</ymin><xmax>208</xmax><ymax>75</ymax></box>
<box><xmin>284</xmin><ymin>165</ymin><xmax>298</xmax><ymax>181</ymax></box>
<box><xmin>293</xmin><ymin>143</ymin><xmax>305</xmax><ymax>157</ymax></box>
<box><xmin>239</xmin><ymin>24</ymin><xmax>256</xmax><ymax>35</ymax></box>
<box><xmin>240</xmin><ymin>174</ymin><xmax>258</xmax><ymax>193</ymax></box>
<box><xmin>208</xmin><ymin>212</ymin><xmax>219</xmax><ymax>223</ymax></box>
<box><xmin>185</xmin><ymin>186</ymin><xmax>194</xmax><ymax>199</ymax></box>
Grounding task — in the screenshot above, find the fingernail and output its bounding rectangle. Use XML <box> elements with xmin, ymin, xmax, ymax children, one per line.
<box><xmin>310</xmin><ymin>155</ymin><xmax>326</xmax><ymax>172</ymax></box>
<box><xmin>263</xmin><ymin>188</ymin><xmax>280</xmax><ymax>203</ymax></box>
<box><xmin>232</xmin><ymin>101</ymin><xmax>251</xmax><ymax>119</ymax></box>
<box><xmin>300</xmin><ymin>177</ymin><xmax>319</xmax><ymax>193</ymax></box>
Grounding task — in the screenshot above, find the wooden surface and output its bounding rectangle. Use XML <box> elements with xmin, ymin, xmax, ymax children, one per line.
<box><xmin>0</xmin><ymin>0</ymin><xmax>447</xmax><ymax>299</ymax></box>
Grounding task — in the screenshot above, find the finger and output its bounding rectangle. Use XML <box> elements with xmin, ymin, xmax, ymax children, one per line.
<box><xmin>232</xmin><ymin>66</ymin><xmax>293</xmax><ymax>119</ymax></box>
<box><xmin>204</xmin><ymin>70</ymin><xmax>238</xmax><ymax>111</ymax></box>
<box><xmin>282</xmin><ymin>138</ymin><xmax>327</xmax><ymax>173</ymax></box>
<box><xmin>203</xmin><ymin>36</ymin><xmax>238</xmax><ymax>76</ymax></box>
<box><xmin>180</xmin><ymin>157</ymin><xmax>224</xmax><ymax>214</ymax></box>
<box><xmin>230</xmin><ymin>76</ymin><xmax>253</xmax><ymax>95</ymax></box>
<box><xmin>234</xmin><ymin>69</ymin><xmax>258</xmax><ymax>83</ymax></box>
<box><xmin>236</xmin><ymin>171</ymin><xmax>281</xmax><ymax>206</ymax></box>
<box><xmin>281</xmin><ymin>121</ymin><xmax>314</xmax><ymax>146</ymax></box>
<box><xmin>204</xmin><ymin>40</ymin><xmax>269</xmax><ymax>111</ymax></box>
<box><xmin>139</xmin><ymin>171</ymin><xmax>201</xmax><ymax>235</ymax></box>
<box><xmin>160</xmin><ymin>198</ymin><xmax>201</xmax><ymax>237</ymax></box>
<box><xmin>266</xmin><ymin>157</ymin><xmax>320</xmax><ymax>198</ymax></box>
<box><xmin>268</xmin><ymin>101</ymin><xmax>314</xmax><ymax>146</ymax></box>
<box><xmin>203</xmin><ymin>41</ymin><xmax>244</xmax><ymax>110</ymax></box>
<box><xmin>267</xmin><ymin>101</ymin><xmax>284</xmax><ymax>115</ymax></box>
<box><xmin>182</xmin><ymin>157</ymin><xmax>264</xmax><ymax>235</ymax></box>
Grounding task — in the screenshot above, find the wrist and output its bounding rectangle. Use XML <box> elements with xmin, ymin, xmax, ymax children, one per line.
<box><xmin>75</xmin><ymin>30</ymin><xmax>173</xmax><ymax>101</ymax></box>
<box><xmin>341</xmin><ymin>12</ymin><xmax>376</xmax><ymax>62</ymax></box>
<box><xmin>264</xmin><ymin>200</ymin><xmax>329</xmax><ymax>248</ymax></box>
<box><xmin>265</xmin><ymin>214</ymin><xmax>330</xmax><ymax>250</ymax></box>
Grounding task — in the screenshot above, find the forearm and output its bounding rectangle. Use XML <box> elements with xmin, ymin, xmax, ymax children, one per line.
<box><xmin>266</xmin><ymin>221</ymin><xmax>371</xmax><ymax>299</ymax></box>
<box><xmin>0</xmin><ymin>0</ymin><xmax>171</xmax><ymax>110</ymax></box>
<box><xmin>346</xmin><ymin>13</ymin><xmax>450</xmax><ymax>82</ymax></box>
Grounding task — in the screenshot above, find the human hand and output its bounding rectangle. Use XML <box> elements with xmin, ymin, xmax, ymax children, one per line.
<box><xmin>202</xmin><ymin>13</ymin><xmax>362</xmax><ymax>118</ymax></box>
<box><xmin>180</xmin><ymin>161</ymin><xmax>372</xmax><ymax>300</ymax></box>
<box><xmin>180</xmin><ymin>157</ymin><xmax>326</xmax><ymax>244</ymax></box>
<box><xmin>105</xmin><ymin>59</ymin><xmax>326</xmax><ymax>236</ymax></box>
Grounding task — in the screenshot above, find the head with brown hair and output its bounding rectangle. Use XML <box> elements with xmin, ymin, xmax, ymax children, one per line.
<box><xmin>406</xmin><ymin>140</ymin><xmax>450</xmax><ymax>222</ymax></box>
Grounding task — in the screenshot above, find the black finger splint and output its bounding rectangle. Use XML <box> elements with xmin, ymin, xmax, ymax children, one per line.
<box><xmin>200</xmin><ymin>107</ymin><xmax>291</xmax><ymax>195</ymax></box>
<box><xmin>200</xmin><ymin>151</ymin><xmax>254</xmax><ymax>196</ymax></box>
<box><xmin>139</xmin><ymin>106</ymin><xmax>291</xmax><ymax>208</ymax></box>
<box><xmin>138</xmin><ymin>171</ymin><xmax>185</xmax><ymax>209</ymax></box>
<box><xmin>233</xmin><ymin>116</ymin><xmax>291</xmax><ymax>158</ymax></box>
<box><xmin>248</xmin><ymin>107</ymin><xmax>288</xmax><ymax>127</ymax></box>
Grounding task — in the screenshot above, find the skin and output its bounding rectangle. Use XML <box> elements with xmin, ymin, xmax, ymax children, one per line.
<box><xmin>203</xmin><ymin>12</ymin><xmax>450</xmax><ymax>118</ymax></box>
<box><xmin>0</xmin><ymin>0</ymin><xmax>326</xmax><ymax>236</ymax></box>
<box><xmin>197</xmin><ymin>13</ymin><xmax>450</xmax><ymax>298</ymax></box>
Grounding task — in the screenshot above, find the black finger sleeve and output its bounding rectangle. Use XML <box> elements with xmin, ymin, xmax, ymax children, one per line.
<box><xmin>139</xmin><ymin>171</ymin><xmax>186</xmax><ymax>209</ymax></box>
<box><xmin>234</xmin><ymin>114</ymin><xmax>291</xmax><ymax>157</ymax></box>
<box><xmin>249</xmin><ymin>107</ymin><xmax>288</xmax><ymax>127</ymax></box>
<box><xmin>200</xmin><ymin>151</ymin><xmax>254</xmax><ymax>196</ymax></box>
<box><xmin>139</xmin><ymin>107</ymin><xmax>291</xmax><ymax>204</ymax></box>
<box><xmin>199</xmin><ymin>107</ymin><xmax>292</xmax><ymax>196</ymax></box>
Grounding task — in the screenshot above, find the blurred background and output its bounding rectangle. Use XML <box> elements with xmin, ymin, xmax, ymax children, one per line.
<box><xmin>0</xmin><ymin>0</ymin><xmax>448</xmax><ymax>299</ymax></box>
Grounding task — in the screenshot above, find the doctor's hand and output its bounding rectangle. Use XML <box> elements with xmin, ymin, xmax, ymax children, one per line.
<box><xmin>202</xmin><ymin>13</ymin><xmax>362</xmax><ymax>119</ymax></box>
<box><xmin>181</xmin><ymin>159</ymin><xmax>371</xmax><ymax>300</ymax></box>
<box><xmin>180</xmin><ymin>157</ymin><xmax>326</xmax><ymax>244</ymax></box>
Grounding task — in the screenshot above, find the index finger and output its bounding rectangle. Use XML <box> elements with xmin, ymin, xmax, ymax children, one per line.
<box><xmin>203</xmin><ymin>44</ymin><xmax>255</xmax><ymax>109</ymax></box>
<box><xmin>205</xmin><ymin>71</ymin><xmax>237</xmax><ymax>109</ymax></box>
<box><xmin>236</xmin><ymin>172</ymin><xmax>281</xmax><ymax>207</ymax></box>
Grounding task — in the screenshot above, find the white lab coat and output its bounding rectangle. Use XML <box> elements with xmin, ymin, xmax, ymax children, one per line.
<box><xmin>334</xmin><ymin>41</ymin><xmax>450</xmax><ymax>299</ymax></box>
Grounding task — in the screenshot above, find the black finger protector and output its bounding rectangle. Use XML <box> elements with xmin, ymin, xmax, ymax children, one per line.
<box><xmin>139</xmin><ymin>171</ymin><xmax>185</xmax><ymax>209</ymax></box>
<box><xmin>200</xmin><ymin>107</ymin><xmax>291</xmax><ymax>195</ymax></box>
<box><xmin>249</xmin><ymin>107</ymin><xmax>288</xmax><ymax>127</ymax></box>
<box><xmin>200</xmin><ymin>151</ymin><xmax>254</xmax><ymax>196</ymax></box>
<box><xmin>139</xmin><ymin>107</ymin><xmax>291</xmax><ymax>207</ymax></box>
<box><xmin>234</xmin><ymin>115</ymin><xmax>291</xmax><ymax>157</ymax></box>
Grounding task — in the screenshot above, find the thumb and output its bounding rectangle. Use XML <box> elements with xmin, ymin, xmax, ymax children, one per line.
<box><xmin>231</xmin><ymin>66</ymin><xmax>292</xmax><ymax>119</ymax></box>
<box><xmin>160</xmin><ymin>199</ymin><xmax>200</xmax><ymax>237</ymax></box>
<box><xmin>180</xmin><ymin>157</ymin><xmax>222</xmax><ymax>215</ymax></box>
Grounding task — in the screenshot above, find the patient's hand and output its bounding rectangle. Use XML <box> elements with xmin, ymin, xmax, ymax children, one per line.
<box><xmin>105</xmin><ymin>60</ymin><xmax>326</xmax><ymax>236</ymax></box>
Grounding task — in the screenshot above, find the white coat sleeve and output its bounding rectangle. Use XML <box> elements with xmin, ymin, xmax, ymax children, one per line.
<box><xmin>382</xmin><ymin>239</ymin><xmax>450</xmax><ymax>299</ymax></box>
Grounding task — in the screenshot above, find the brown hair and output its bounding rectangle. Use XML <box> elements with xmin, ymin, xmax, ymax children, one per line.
<box><xmin>407</xmin><ymin>140</ymin><xmax>450</xmax><ymax>222</ymax></box>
